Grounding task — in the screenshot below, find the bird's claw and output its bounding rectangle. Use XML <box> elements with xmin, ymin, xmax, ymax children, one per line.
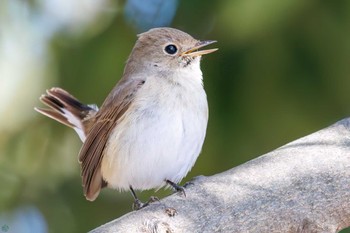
<box><xmin>132</xmin><ymin>196</ymin><xmax>160</xmax><ymax>210</ymax></box>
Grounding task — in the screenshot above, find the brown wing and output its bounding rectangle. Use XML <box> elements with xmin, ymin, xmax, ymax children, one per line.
<box><xmin>79</xmin><ymin>78</ymin><xmax>145</xmax><ymax>201</ymax></box>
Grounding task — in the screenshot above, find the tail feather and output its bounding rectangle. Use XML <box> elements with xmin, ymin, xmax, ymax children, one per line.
<box><xmin>35</xmin><ymin>87</ymin><xmax>98</xmax><ymax>142</ymax></box>
<box><xmin>35</xmin><ymin>107</ymin><xmax>75</xmax><ymax>128</ymax></box>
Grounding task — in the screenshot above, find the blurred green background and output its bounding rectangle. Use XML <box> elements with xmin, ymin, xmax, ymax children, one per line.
<box><xmin>1</xmin><ymin>0</ymin><xmax>350</xmax><ymax>232</ymax></box>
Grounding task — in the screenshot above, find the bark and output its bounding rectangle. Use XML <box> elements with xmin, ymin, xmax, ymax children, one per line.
<box><xmin>90</xmin><ymin>118</ymin><xmax>350</xmax><ymax>233</ymax></box>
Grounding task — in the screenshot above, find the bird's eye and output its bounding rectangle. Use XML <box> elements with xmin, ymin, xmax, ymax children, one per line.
<box><xmin>164</xmin><ymin>44</ymin><xmax>178</xmax><ymax>55</ymax></box>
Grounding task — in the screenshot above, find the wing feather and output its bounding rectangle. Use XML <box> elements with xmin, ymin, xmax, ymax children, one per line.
<box><xmin>79</xmin><ymin>78</ymin><xmax>145</xmax><ymax>201</ymax></box>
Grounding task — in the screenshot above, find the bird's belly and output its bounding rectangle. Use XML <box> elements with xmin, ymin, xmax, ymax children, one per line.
<box><xmin>101</xmin><ymin>104</ymin><xmax>207</xmax><ymax>191</ymax></box>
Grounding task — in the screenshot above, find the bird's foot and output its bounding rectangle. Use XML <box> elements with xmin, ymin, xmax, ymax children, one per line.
<box><xmin>132</xmin><ymin>196</ymin><xmax>160</xmax><ymax>211</ymax></box>
<box><xmin>148</xmin><ymin>195</ymin><xmax>160</xmax><ymax>203</ymax></box>
<box><xmin>183</xmin><ymin>181</ymin><xmax>194</xmax><ymax>188</ymax></box>
<box><xmin>166</xmin><ymin>180</ymin><xmax>186</xmax><ymax>197</ymax></box>
<box><xmin>132</xmin><ymin>199</ymin><xmax>147</xmax><ymax>210</ymax></box>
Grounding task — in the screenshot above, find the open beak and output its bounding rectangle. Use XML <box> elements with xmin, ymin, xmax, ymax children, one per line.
<box><xmin>182</xmin><ymin>40</ymin><xmax>218</xmax><ymax>57</ymax></box>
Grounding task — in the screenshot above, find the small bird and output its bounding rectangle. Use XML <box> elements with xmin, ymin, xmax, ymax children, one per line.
<box><xmin>35</xmin><ymin>27</ymin><xmax>217</xmax><ymax>209</ymax></box>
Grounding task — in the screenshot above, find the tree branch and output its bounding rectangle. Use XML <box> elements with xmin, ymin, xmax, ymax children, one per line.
<box><xmin>91</xmin><ymin>118</ymin><xmax>350</xmax><ymax>233</ymax></box>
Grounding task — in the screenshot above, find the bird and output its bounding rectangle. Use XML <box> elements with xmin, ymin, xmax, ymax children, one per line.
<box><xmin>35</xmin><ymin>27</ymin><xmax>217</xmax><ymax>209</ymax></box>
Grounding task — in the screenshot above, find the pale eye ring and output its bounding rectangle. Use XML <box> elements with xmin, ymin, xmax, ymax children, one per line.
<box><xmin>164</xmin><ymin>44</ymin><xmax>178</xmax><ymax>55</ymax></box>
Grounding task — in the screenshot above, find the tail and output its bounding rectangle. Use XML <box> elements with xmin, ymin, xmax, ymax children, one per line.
<box><xmin>35</xmin><ymin>87</ymin><xmax>98</xmax><ymax>142</ymax></box>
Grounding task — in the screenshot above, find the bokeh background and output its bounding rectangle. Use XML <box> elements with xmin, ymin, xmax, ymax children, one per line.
<box><xmin>1</xmin><ymin>0</ymin><xmax>350</xmax><ymax>232</ymax></box>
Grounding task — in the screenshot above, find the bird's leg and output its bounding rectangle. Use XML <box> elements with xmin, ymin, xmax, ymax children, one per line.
<box><xmin>166</xmin><ymin>179</ymin><xmax>186</xmax><ymax>197</ymax></box>
<box><xmin>129</xmin><ymin>186</ymin><xmax>159</xmax><ymax>210</ymax></box>
<box><xmin>130</xmin><ymin>186</ymin><xmax>146</xmax><ymax>210</ymax></box>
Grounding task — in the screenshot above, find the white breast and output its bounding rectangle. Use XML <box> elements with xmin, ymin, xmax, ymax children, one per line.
<box><xmin>101</xmin><ymin>63</ymin><xmax>208</xmax><ymax>191</ymax></box>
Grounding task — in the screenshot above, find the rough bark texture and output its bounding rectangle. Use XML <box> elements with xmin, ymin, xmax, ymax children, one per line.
<box><xmin>90</xmin><ymin>118</ymin><xmax>350</xmax><ymax>233</ymax></box>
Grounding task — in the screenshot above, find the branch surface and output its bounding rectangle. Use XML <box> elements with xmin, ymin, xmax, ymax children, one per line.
<box><xmin>91</xmin><ymin>118</ymin><xmax>350</xmax><ymax>233</ymax></box>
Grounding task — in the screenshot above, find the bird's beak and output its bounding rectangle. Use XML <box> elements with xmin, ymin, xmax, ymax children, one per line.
<box><xmin>182</xmin><ymin>40</ymin><xmax>218</xmax><ymax>57</ymax></box>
